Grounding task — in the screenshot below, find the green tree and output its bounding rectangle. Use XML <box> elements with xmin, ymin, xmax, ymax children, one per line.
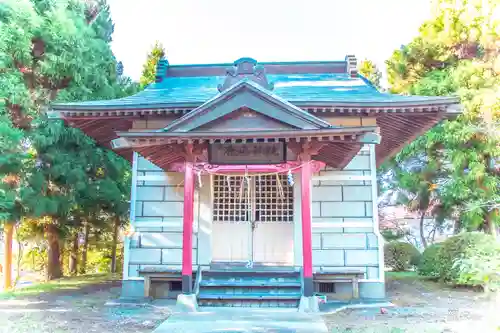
<box><xmin>0</xmin><ymin>116</ymin><xmax>25</xmax><ymax>289</ymax></box>
<box><xmin>359</xmin><ymin>59</ymin><xmax>382</xmax><ymax>90</ymax></box>
<box><xmin>384</xmin><ymin>0</ymin><xmax>500</xmax><ymax>237</ymax></box>
<box><xmin>139</xmin><ymin>41</ymin><xmax>166</xmax><ymax>88</ymax></box>
<box><xmin>379</xmin><ymin>143</ymin><xmax>454</xmax><ymax>248</ymax></box>
<box><xmin>0</xmin><ymin>0</ymin><xmax>134</xmax><ymax>281</ymax></box>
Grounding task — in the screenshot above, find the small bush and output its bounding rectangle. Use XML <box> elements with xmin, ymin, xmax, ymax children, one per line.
<box><xmin>418</xmin><ymin>243</ymin><xmax>442</xmax><ymax>278</ymax></box>
<box><xmin>436</xmin><ymin>232</ymin><xmax>500</xmax><ymax>289</ymax></box>
<box><xmin>454</xmin><ymin>250</ymin><xmax>500</xmax><ymax>291</ymax></box>
<box><xmin>384</xmin><ymin>241</ymin><xmax>421</xmax><ymax>271</ymax></box>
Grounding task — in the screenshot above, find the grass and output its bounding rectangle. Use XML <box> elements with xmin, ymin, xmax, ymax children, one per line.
<box><xmin>385</xmin><ymin>271</ymin><xmax>420</xmax><ymax>280</ymax></box>
<box><xmin>0</xmin><ymin>273</ymin><xmax>120</xmax><ymax>298</ymax></box>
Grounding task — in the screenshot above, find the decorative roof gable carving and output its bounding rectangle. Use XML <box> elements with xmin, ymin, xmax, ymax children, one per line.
<box><xmin>218</xmin><ymin>58</ymin><xmax>274</xmax><ymax>92</ymax></box>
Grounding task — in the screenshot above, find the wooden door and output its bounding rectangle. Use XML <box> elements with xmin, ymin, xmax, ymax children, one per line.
<box><xmin>211</xmin><ymin>176</ymin><xmax>252</xmax><ymax>262</ymax></box>
<box><xmin>211</xmin><ymin>174</ymin><xmax>294</xmax><ymax>265</ymax></box>
<box><xmin>252</xmin><ymin>175</ymin><xmax>294</xmax><ymax>265</ymax></box>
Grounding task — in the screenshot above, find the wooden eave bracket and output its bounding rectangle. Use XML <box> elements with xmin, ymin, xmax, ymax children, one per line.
<box><xmin>47</xmin><ymin>110</ymin><xmax>62</xmax><ymax>119</ymax></box>
<box><xmin>443</xmin><ymin>103</ymin><xmax>463</xmax><ymax>118</ymax></box>
<box><xmin>111</xmin><ymin>137</ymin><xmax>130</xmax><ymax>149</ymax></box>
<box><xmin>359</xmin><ymin>132</ymin><xmax>381</xmax><ymax>144</ymax></box>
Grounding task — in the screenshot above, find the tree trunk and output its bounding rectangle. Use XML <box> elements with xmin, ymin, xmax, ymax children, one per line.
<box><xmin>2</xmin><ymin>224</ymin><xmax>14</xmax><ymax>290</ymax></box>
<box><xmin>46</xmin><ymin>224</ymin><xmax>62</xmax><ymax>280</ymax></box>
<box><xmin>80</xmin><ymin>223</ymin><xmax>90</xmax><ymax>274</ymax></box>
<box><xmin>13</xmin><ymin>226</ymin><xmax>23</xmax><ymax>288</ymax></box>
<box><xmin>69</xmin><ymin>233</ymin><xmax>79</xmax><ymax>275</ymax></box>
<box><xmin>486</xmin><ymin>210</ymin><xmax>498</xmax><ymax>239</ymax></box>
<box><xmin>110</xmin><ymin>217</ymin><xmax>119</xmax><ymax>274</ymax></box>
<box><xmin>419</xmin><ymin>211</ymin><xmax>428</xmax><ymax>249</ymax></box>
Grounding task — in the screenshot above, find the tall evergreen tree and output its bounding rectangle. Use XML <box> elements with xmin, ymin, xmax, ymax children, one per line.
<box><xmin>139</xmin><ymin>41</ymin><xmax>165</xmax><ymax>88</ymax></box>
<box><xmin>0</xmin><ymin>0</ymin><xmax>134</xmax><ymax>283</ymax></box>
<box><xmin>0</xmin><ymin>116</ymin><xmax>24</xmax><ymax>289</ymax></box>
<box><xmin>384</xmin><ymin>0</ymin><xmax>500</xmax><ymax>237</ymax></box>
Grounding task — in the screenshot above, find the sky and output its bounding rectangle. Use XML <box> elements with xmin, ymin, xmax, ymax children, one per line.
<box><xmin>107</xmin><ymin>0</ymin><xmax>433</xmax><ymax>81</ymax></box>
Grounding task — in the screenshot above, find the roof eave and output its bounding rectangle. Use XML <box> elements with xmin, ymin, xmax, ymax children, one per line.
<box><xmin>293</xmin><ymin>97</ymin><xmax>461</xmax><ymax>108</ymax></box>
<box><xmin>111</xmin><ymin>126</ymin><xmax>380</xmax><ymax>149</ymax></box>
<box><xmin>116</xmin><ymin>126</ymin><xmax>378</xmax><ymax>138</ymax></box>
<box><xmin>50</xmin><ymin>101</ymin><xmax>201</xmax><ymax>111</ymax></box>
<box><xmin>51</xmin><ymin>98</ymin><xmax>461</xmax><ymax>113</ymax></box>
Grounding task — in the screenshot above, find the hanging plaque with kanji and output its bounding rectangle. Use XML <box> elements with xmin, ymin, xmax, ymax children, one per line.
<box><xmin>209</xmin><ymin>142</ymin><xmax>286</xmax><ymax>165</ymax></box>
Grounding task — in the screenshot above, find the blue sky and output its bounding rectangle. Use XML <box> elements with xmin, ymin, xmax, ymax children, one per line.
<box><xmin>107</xmin><ymin>0</ymin><xmax>433</xmax><ymax>81</ymax></box>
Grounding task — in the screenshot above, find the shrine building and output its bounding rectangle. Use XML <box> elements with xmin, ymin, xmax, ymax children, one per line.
<box><xmin>50</xmin><ymin>57</ymin><xmax>460</xmax><ymax>310</ymax></box>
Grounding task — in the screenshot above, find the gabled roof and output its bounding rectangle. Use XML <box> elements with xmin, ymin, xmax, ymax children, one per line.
<box><xmin>163</xmin><ymin>79</ymin><xmax>332</xmax><ymax>132</ymax></box>
<box><xmin>51</xmin><ymin>57</ymin><xmax>460</xmax><ymax>111</ymax></box>
<box><xmin>48</xmin><ymin>56</ymin><xmax>462</xmax><ymax>168</ymax></box>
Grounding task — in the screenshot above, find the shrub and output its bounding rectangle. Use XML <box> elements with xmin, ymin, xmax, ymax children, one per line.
<box><xmin>384</xmin><ymin>241</ymin><xmax>422</xmax><ymax>271</ymax></box>
<box><xmin>436</xmin><ymin>232</ymin><xmax>500</xmax><ymax>289</ymax></box>
<box><xmin>418</xmin><ymin>243</ymin><xmax>442</xmax><ymax>278</ymax></box>
<box><xmin>381</xmin><ymin>229</ymin><xmax>409</xmax><ymax>242</ymax></box>
<box><xmin>454</xmin><ymin>250</ymin><xmax>500</xmax><ymax>291</ymax></box>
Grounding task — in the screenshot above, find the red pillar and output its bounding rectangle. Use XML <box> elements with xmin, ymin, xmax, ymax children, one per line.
<box><xmin>181</xmin><ymin>161</ymin><xmax>195</xmax><ymax>293</ymax></box>
<box><xmin>301</xmin><ymin>158</ymin><xmax>314</xmax><ymax>297</ymax></box>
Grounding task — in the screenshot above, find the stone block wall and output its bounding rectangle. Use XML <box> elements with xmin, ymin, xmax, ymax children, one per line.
<box><xmin>310</xmin><ymin>146</ymin><xmax>382</xmax><ymax>280</ymax></box>
<box><xmin>127</xmin><ymin>156</ymin><xmax>199</xmax><ymax>278</ymax></box>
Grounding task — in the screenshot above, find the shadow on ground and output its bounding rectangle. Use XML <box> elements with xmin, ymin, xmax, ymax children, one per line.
<box><xmin>0</xmin><ymin>281</ymin><xmax>172</xmax><ymax>333</ymax></box>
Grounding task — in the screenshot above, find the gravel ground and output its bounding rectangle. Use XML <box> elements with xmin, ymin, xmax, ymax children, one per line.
<box><xmin>323</xmin><ymin>277</ymin><xmax>500</xmax><ymax>333</ymax></box>
<box><xmin>0</xmin><ymin>282</ymin><xmax>172</xmax><ymax>333</ymax></box>
<box><xmin>1</xmin><ymin>277</ymin><xmax>498</xmax><ymax>333</ymax></box>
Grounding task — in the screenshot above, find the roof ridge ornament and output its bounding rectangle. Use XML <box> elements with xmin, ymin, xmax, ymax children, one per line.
<box><xmin>345</xmin><ymin>55</ymin><xmax>358</xmax><ymax>78</ymax></box>
<box><xmin>218</xmin><ymin>57</ymin><xmax>274</xmax><ymax>92</ymax></box>
<box><xmin>155</xmin><ymin>57</ymin><xmax>169</xmax><ymax>83</ymax></box>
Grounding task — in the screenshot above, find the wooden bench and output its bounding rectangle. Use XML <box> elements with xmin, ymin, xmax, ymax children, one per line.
<box><xmin>313</xmin><ymin>270</ymin><xmax>365</xmax><ymax>299</ymax></box>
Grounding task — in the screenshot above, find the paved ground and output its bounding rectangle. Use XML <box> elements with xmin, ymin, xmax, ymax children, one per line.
<box><xmin>153</xmin><ymin>307</ymin><xmax>328</xmax><ymax>333</ymax></box>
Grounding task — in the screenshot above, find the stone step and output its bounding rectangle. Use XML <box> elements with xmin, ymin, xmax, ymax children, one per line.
<box><xmin>198</xmin><ymin>287</ymin><xmax>301</xmax><ymax>295</ymax></box>
<box><xmin>198</xmin><ymin>299</ymin><xmax>300</xmax><ymax>308</ymax></box>
<box><xmin>203</xmin><ymin>270</ymin><xmax>300</xmax><ymax>278</ymax></box>
<box><xmin>210</xmin><ymin>262</ymin><xmax>297</xmax><ymax>270</ymax></box>
<box><xmin>198</xmin><ymin>292</ymin><xmax>302</xmax><ymax>300</ymax></box>
<box><xmin>197</xmin><ymin>268</ymin><xmax>303</xmax><ymax>308</ymax></box>
<box><xmin>199</xmin><ymin>280</ymin><xmax>301</xmax><ymax>288</ymax></box>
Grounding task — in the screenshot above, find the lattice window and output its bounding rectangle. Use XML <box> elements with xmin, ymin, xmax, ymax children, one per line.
<box><xmin>255</xmin><ymin>175</ymin><xmax>293</xmax><ymax>222</ymax></box>
<box><xmin>213</xmin><ymin>175</ymin><xmax>249</xmax><ymax>222</ymax></box>
<box><xmin>212</xmin><ymin>174</ymin><xmax>293</xmax><ymax>223</ymax></box>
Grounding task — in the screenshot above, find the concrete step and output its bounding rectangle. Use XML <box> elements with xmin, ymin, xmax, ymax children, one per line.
<box><xmin>198</xmin><ymin>299</ymin><xmax>300</xmax><ymax>308</ymax></box>
<box><xmin>198</xmin><ymin>287</ymin><xmax>301</xmax><ymax>295</ymax></box>
<box><xmin>210</xmin><ymin>262</ymin><xmax>297</xmax><ymax>271</ymax></box>
<box><xmin>197</xmin><ymin>268</ymin><xmax>303</xmax><ymax>308</ymax></box>
<box><xmin>198</xmin><ymin>292</ymin><xmax>302</xmax><ymax>300</ymax></box>
<box><xmin>203</xmin><ymin>270</ymin><xmax>300</xmax><ymax>278</ymax></box>
<box><xmin>199</xmin><ymin>280</ymin><xmax>301</xmax><ymax>288</ymax></box>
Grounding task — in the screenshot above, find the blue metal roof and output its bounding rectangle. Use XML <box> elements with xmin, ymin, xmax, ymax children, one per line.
<box><xmin>52</xmin><ymin>72</ymin><xmax>458</xmax><ymax>110</ymax></box>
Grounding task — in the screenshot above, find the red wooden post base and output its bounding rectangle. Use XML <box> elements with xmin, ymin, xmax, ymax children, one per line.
<box><xmin>301</xmin><ymin>159</ymin><xmax>314</xmax><ymax>297</ymax></box>
<box><xmin>181</xmin><ymin>161</ymin><xmax>195</xmax><ymax>293</ymax></box>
